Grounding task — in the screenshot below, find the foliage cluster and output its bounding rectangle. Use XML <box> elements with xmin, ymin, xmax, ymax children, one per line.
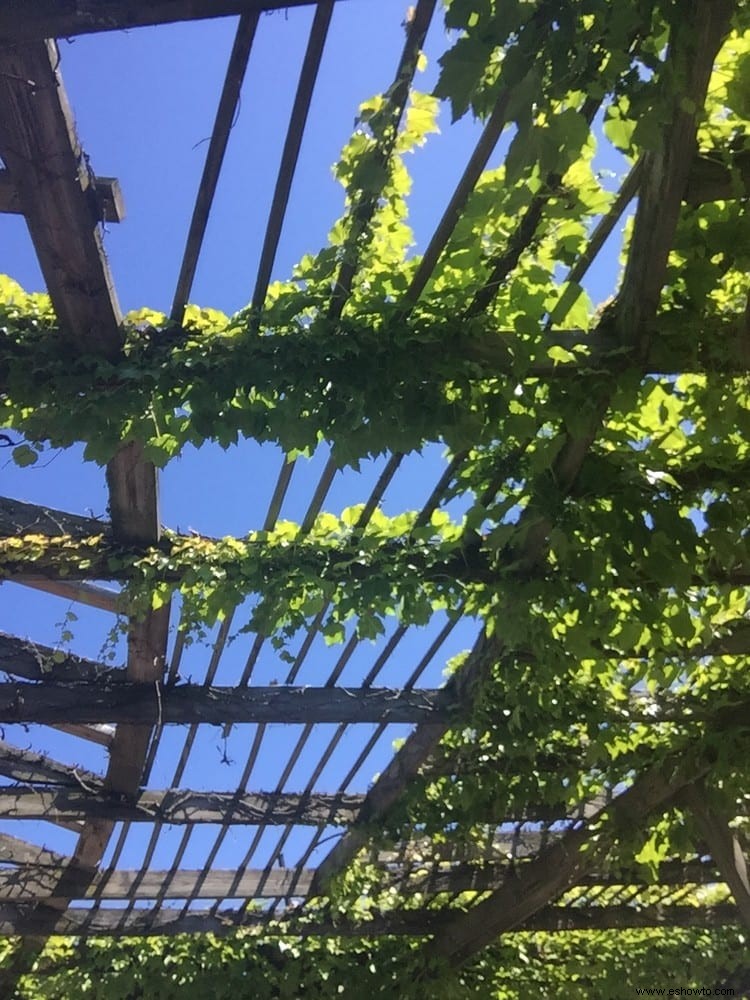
<box><xmin>1</xmin><ymin>920</ymin><xmax>748</xmax><ymax>999</ymax></box>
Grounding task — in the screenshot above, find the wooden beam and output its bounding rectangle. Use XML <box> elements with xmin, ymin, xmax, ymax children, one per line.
<box><xmin>615</xmin><ymin>0</ymin><xmax>732</xmax><ymax>352</ymax></box>
<box><xmin>0</xmin><ymin>866</ymin><xmax>314</xmax><ymax>902</ymax></box>
<box><xmin>0</xmin><ymin>1</ymin><xmax>323</xmax><ymax>42</ymax></box>
<box><xmin>0</xmin><ymin>41</ymin><xmax>168</xmax><ymax>983</ymax></box>
<box><xmin>0</xmin><ymin>832</ymin><xmax>69</xmax><ymax>869</ymax></box>
<box><xmin>0</xmin><ymin>857</ymin><xmax>719</xmax><ymax>904</ymax></box>
<box><xmin>0</xmin><ymin>739</ymin><xmax>101</xmax><ymax>788</ymax></box>
<box><xmin>0</xmin><ymin>683</ymin><xmax>450</xmax><ymax>726</ymax></box>
<box><xmin>0</xmin><ymin>788</ymin><xmax>365</xmax><ymax>826</ymax></box>
<box><xmin>0</xmin><ymin>902</ymin><xmax>739</xmax><ymax>938</ymax></box>
<box><xmin>0</xmin><ymin>40</ymin><xmax>122</xmax><ymax>357</ymax></box>
<box><xmin>0</xmin><ymin>169</ymin><xmax>124</xmax><ymax>222</ymax></box>
<box><xmin>681</xmin><ymin>782</ymin><xmax>750</xmax><ymax>927</ymax></box>
<box><xmin>0</xmin><ymin>633</ymin><xmax>122</xmax><ymax>684</ymax></box>
<box><xmin>15</xmin><ymin>579</ymin><xmax>121</xmax><ymax>614</ymax></box>
<box><xmin>51</xmin><ymin>723</ymin><xmax>115</xmax><ymax>748</ymax></box>
<box><xmin>0</xmin><ymin>495</ymin><xmax>108</xmax><ymax>540</ymax></box>
<box><xmin>3</xmin><ymin>515</ymin><xmax>750</xmax><ymax>592</ymax></box>
<box><xmin>170</xmin><ymin>12</ymin><xmax>259</xmax><ymax>321</ymax></box>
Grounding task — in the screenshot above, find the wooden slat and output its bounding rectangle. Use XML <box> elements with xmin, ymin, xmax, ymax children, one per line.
<box><xmin>0</xmin><ymin>169</ymin><xmax>124</xmax><ymax>222</ymax></box>
<box><xmin>0</xmin><ymin>1</ymin><xmax>324</xmax><ymax>42</ymax></box>
<box><xmin>0</xmin><ymin>683</ymin><xmax>450</xmax><ymax>725</ymax></box>
<box><xmin>0</xmin><ymin>788</ymin><xmax>365</xmax><ymax>826</ymax></box>
<box><xmin>405</xmin><ymin>93</ymin><xmax>511</xmax><ymax>305</ymax></box>
<box><xmin>250</xmin><ymin>0</ymin><xmax>333</xmax><ymax>312</ymax></box>
<box><xmin>327</xmin><ymin>0</ymin><xmax>436</xmax><ymax>320</ymax></box>
<box><xmin>170</xmin><ymin>12</ymin><xmax>259</xmax><ymax>322</ymax></box>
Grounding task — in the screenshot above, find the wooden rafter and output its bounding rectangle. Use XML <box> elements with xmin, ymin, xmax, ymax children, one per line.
<box><xmin>0</xmin><ymin>0</ymin><xmax>744</xmax><ymax>975</ymax></box>
<box><xmin>0</xmin><ymin>682</ymin><xmax>452</xmax><ymax>725</ymax></box>
<box><xmin>0</xmin><ymin>788</ymin><xmax>367</xmax><ymax>826</ymax></box>
<box><xmin>0</xmin><ymin>1</ymin><xmax>327</xmax><ymax>43</ymax></box>
<box><xmin>0</xmin><ymin>857</ymin><xmax>721</xmax><ymax>904</ymax></box>
<box><xmin>170</xmin><ymin>11</ymin><xmax>259</xmax><ymax>322</ymax></box>
<box><xmin>0</xmin><ymin>632</ymin><xmax>121</xmax><ymax>684</ymax></box>
<box><xmin>0</xmin><ymin>740</ymin><xmax>101</xmax><ymax>788</ymax></box>
<box><xmin>0</xmin><ymin>832</ymin><xmax>68</xmax><ymax>868</ymax></box>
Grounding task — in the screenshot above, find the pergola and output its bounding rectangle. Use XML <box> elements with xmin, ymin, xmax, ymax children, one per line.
<box><xmin>0</xmin><ymin>0</ymin><xmax>748</xmax><ymax>993</ymax></box>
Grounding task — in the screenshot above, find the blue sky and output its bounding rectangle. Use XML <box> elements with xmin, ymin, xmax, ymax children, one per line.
<box><xmin>0</xmin><ymin>4</ymin><xmax>628</xmax><ymax>891</ymax></box>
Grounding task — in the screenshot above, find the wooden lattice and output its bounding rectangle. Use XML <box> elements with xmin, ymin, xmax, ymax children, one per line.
<box><xmin>0</xmin><ymin>0</ymin><xmax>748</xmax><ymax>994</ymax></box>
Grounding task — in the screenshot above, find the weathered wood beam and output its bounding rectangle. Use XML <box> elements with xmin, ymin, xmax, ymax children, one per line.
<box><xmin>0</xmin><ymin>832</ymin><xmax>69</xmax><ymax>869</ymax></box>
<box><xmin>0</xmin><ymin>857</ymin><xmax>719</xmax><ymax>904</ymax></box>
<box><xmin>0</xmin><ymin>743</ymin><xmax>97</xmax><ymax>830</ymax></box>
<box><xmin>0</xmin><ymin>739</ymin><xmax>101</xmax><ymax>788</ymax></box>
<box><xmin>0</xmin><ymin>41</ymin><xmax>123</xmax><ymax>358</ymax></box>
<box><xmin>0</xmin><ymin>169</ymin><xmax>124</xmax><ymax>222</ymax></box>
<box><xmin>0</xmin><ymin>902</ymin><xmax>739</xmax><ymax>938</ymax></box>
<box><xmin>0</xmin><ymin>41</ymin><xmax>167</xmax><ymax>984</ymax></box>
<box><xmin>681</xmin><ymin>782</ymin><xmax>750</xmax><ymax>927</ymax></box>
<box><xmin>15</xmin><ymin>579</ymin><xmax>120</xmax><ymax>614</ymax></box>
<box><xmin>0</xmin><ymin>1</ymin><xmax>324</xmax><ymax>42</ymax></box>
<box><xmin>0</xmin><ymin>496</ymin><xmax>108</xmax><ymax>541</ymax></box>
<box><xmin>0</xmin><ymin>786</ymin><xmax>627</xmax><ymax>831</ymax></box>
<box><xmin>50</xmin><ymin>723</ymin><xmax>115</xmax><ymax>748</ymax></box>
<box><xmin>0</xmin><ymin>633</ymin><xmax>122</xmax><ymax>684</ymax></box>
<box><xmin>0</xmin><ymin>866</ymin><xmax>314</xmax><ymax>903</ymax></box>
<box><xmin>0</xmin><ymin>787</ymin><xmax>364</xmax><ymax>826</ymax></box>
<box><xmin>0</xmin><ymin>683</ymin><xmax>450</xmax><ymax>725</ymax></box>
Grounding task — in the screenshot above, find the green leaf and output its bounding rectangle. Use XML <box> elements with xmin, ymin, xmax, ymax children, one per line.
<box><xmin>12</xmin><ymin>444</ymin><xmax>37</xmax><ymax>467</ymax></box>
